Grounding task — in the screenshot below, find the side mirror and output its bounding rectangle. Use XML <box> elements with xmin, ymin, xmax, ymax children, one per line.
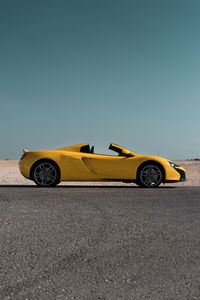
<box><xmin>125</xmin><ymin>153</ymin><xmax>134</xmax><ymax>158</ymax></box>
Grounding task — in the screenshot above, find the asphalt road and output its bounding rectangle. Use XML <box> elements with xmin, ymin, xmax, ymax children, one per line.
<box><xmin>0</xmin><ymin>185</ymin><xmax>200</xmax><ymax>300</ymax></box>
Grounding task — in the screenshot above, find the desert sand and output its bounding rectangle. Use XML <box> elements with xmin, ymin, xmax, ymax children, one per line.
<box><xmin>0</xmin><ymin>160</ymin><xmax>199</xmax><ymax>186</ymax></box>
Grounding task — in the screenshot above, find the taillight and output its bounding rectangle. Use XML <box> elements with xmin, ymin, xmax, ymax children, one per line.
<box><xmin>20</xmin><ymin>153</ymin><xmax>27</xmax><ymax>160</ymax></box>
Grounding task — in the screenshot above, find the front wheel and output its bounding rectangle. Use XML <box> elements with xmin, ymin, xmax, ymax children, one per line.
<box><xmin>137</xmin><ymin>163</ymin><xmax>163</xmax><ymax>188</ymax></box>
<box><xmin>31</xmin><ymin>160</ymin><xmax>60</xmax><ymax>187</ymax></box>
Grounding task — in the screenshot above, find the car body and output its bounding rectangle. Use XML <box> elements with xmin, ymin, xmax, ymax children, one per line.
<box><xmin>19</xmin><ymin>143</ymin><xmax>186</xmax><ymax>187</ymax></box>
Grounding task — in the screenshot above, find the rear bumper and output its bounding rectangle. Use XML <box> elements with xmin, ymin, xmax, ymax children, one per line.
<box><xmin>18</xmin><ymin>159</ymin><xmax>32</xmax><ymax>179</ymax></box>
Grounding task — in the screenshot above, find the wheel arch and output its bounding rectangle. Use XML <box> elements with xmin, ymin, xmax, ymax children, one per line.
<box><xmin>136</xmin><ymin>160</ymin><xmax>165</xmax><ymax>182</ymax></box>
<box><xmin>30</xmin><ymin>158</ymin><xmax>61</xmax><ymax>181</ymax></box>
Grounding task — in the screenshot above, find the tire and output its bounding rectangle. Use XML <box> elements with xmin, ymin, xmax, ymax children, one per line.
<box><xmin>137</xmin><ymin>163</ymin><xmax>163</xmax><ymax>188</ymax></box>
<box><xmin>31</xmin><ymin>160</ymin><xmax>60</xmax><ymax>187</ymax></box>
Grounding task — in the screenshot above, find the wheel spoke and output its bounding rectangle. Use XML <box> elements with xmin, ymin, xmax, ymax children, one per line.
<box><xmin>48</xmin><ymin>175</ymin><xmax>55</xmax><ymax>180</ymax></box>
<box><xmin>147</xmin><ymin>177</ymin><xmax>152</xmax><ymax>185</ymax></box>
<box><xmin>40</xmin><ymin>177</ymin><xmax>45</xmax><ymax>185</ymax></box>
<box><xmin>47</xmin><ymin>166</ymin><xmax>54</xmax><ymax>173</ymax></box>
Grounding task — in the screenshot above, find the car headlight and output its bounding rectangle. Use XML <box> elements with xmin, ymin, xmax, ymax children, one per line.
<box><xmin>167</xmin><ymin>161</ymin><xmax>180</xmax><ymax>168</ymax></box>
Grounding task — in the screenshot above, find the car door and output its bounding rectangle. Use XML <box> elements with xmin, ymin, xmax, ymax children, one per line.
<box><xmin>82</xmin><ymin>154</ymin><xmax>136</xmax><ymax>180</ymax></box>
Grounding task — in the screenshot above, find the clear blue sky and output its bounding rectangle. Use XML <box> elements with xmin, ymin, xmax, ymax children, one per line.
<box><xmin>0</xmin><ymin>0</ymin><xmax>200</xmax><ymax>159</ymax></box>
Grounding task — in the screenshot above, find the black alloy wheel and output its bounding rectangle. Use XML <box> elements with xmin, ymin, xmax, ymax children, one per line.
<box><xmin>32</xmin><ymin>160</ymin><xmax>60</xmax><ymax>187</ymax></box>
<box><xmin>137</xmin><ymin>163</ymin><xmax>163</xmax><ymax>188</ymax></box>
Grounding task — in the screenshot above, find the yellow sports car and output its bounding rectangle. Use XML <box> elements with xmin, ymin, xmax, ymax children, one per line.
<box><xmin>19</xmin><ymin>143</ymin><xmax>186</xmax><ymax>188</ymax></box>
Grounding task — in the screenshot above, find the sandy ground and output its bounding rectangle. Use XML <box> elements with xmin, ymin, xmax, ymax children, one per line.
<box><xmin>0</xmin><ymin>160</ymin><xmax>199</xmax><ymax>186</ymax></box>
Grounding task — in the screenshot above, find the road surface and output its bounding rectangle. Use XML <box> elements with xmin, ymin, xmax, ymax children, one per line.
<box><xmin>0</xmin><ymin>185</ymin><xmax>200</xmax><ymax>299</ymax></box>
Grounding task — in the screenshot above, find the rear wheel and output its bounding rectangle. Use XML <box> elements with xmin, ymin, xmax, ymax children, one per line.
<box><xmin>31</xmin><ymin>160</ymin><xmax>60</xmax><ymax>187</ymax></box>
<box><xmin>137</xmin><ymin>163</ymin><xmax>163</xmax><ymax>188</ymax></box>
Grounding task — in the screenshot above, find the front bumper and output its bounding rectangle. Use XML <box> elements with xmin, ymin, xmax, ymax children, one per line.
<box><xmin>165</xmin><ymin>166</ymin><xmax>186</xmax><ymax>183</ymax></box>
<box><xmin>174</xmin><ymin>167</ymin><xmax>186</xmax><ymax>181</ymax></box>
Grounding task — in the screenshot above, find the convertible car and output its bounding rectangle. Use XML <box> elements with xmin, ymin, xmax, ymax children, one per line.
<box><xmin>19</xmin><ymin>143</ymin><xmax>186</xmax><ymax>188</ymax></box>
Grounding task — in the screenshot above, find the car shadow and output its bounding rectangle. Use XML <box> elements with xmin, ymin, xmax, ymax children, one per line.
<box><xmin>0</xmin><ymin>184</ymin><xmax>176</xmax><ymax>189</ymax></box>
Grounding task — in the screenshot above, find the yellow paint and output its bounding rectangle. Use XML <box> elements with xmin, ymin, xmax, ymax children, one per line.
<box><xmin>19</xmin><ymin>143</ymin><xmax>186</xmax><ymax>183</ymax></box>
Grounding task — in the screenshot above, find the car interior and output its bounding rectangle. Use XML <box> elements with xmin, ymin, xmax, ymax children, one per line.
<box><xmin>80</xmin><ymin>144</ymin><xmax>94</xmax><ymax>154</ymax></box>
<box><xmin>80</xmin><ymin>143</ymin><xmax>129</xmax><ymax>156</ymax></box>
